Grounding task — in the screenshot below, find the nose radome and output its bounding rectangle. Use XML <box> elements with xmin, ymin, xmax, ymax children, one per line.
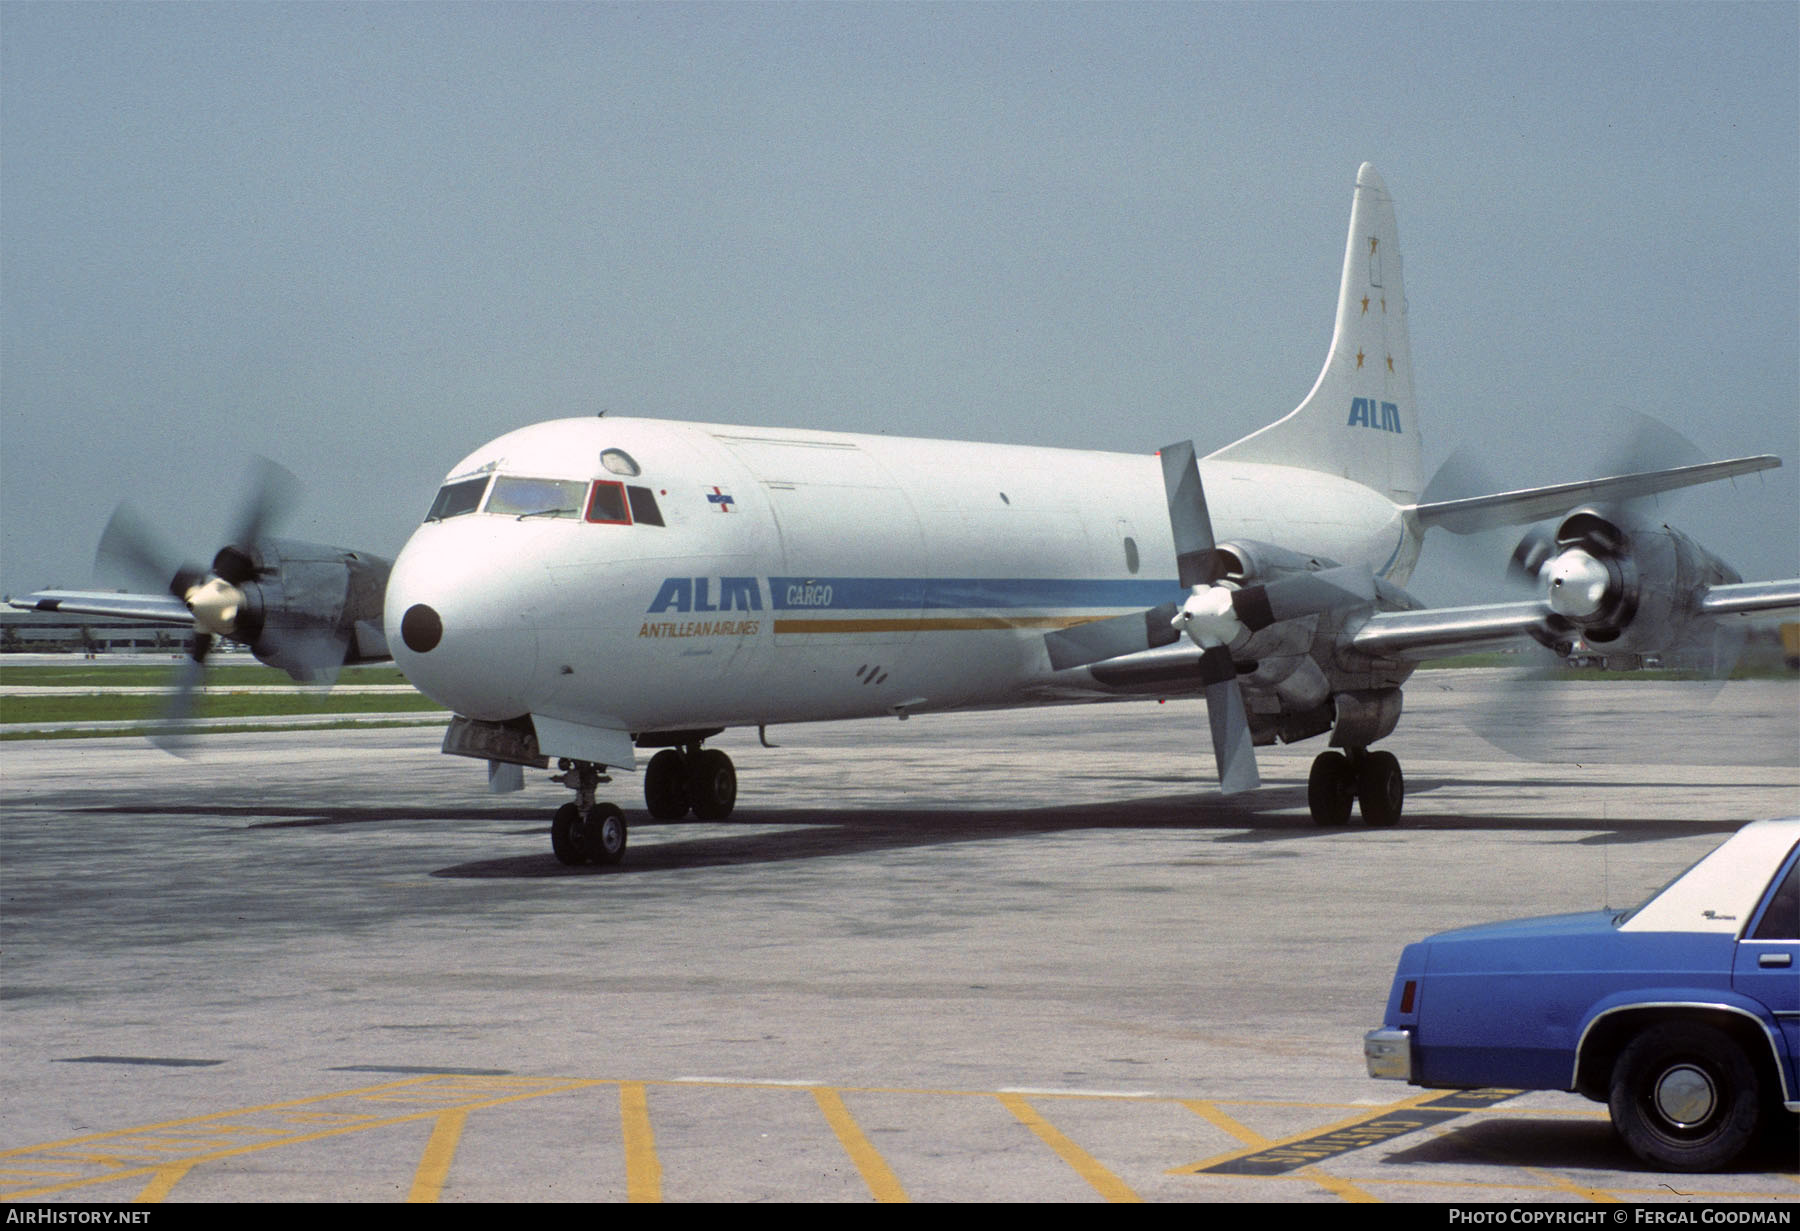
<box><xmin>385</xmin><ymin>526</ymin><xmax>541</xmax><ymax>719</ymax></box>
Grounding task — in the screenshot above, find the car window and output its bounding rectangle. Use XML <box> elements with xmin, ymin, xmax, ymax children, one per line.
<box><xmin>1749</xmin><ymin>852</ymin><xmax>1799</xmax><ymax>941</ymax></box>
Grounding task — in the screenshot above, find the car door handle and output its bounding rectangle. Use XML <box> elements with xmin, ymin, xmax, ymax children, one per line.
<box><xmin>1759</xmin><ymin>952</ymin><xmax>1793</xmax><ymax>968</ymax></box>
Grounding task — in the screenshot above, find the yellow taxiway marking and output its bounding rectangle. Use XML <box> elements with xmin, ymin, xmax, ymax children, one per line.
<box><xmin>1179</xmin><ymin>1098</ymin><xmax>1267</xmax><ymax>1147</ymax></box>
<box><xmin>619</xmin><ymin>1082</ymin><xmax>663</xmax><ymax>1204</ymax></box>
<box><xmin>133</xmin><ymin>1161</ymin><xmax>196</xmax><ymax>1204</ymax></box>
<box><xmin>406</xmin><ymin>1107</ymin><xmax>471</xmax><ymax>1204</ymax></box>
<box><xmin>812</xmin><ymin>1087</ymin><xmax>908</xmax><ymax>1203</ymax></box>
<box><xmin>13</xmin><ymin>1077</ymin><xmax>1756</xmax><ymax>1204</ymax></box>
<box><xmin>0</xmin><ymin>1075</ymin><xmax>605</xmax><ymax>1202</ymax></box>
<box><xmin>995</xmin><ymin>1093</ymin><xmax>1140</xmax><ymax>1203</ymax></box>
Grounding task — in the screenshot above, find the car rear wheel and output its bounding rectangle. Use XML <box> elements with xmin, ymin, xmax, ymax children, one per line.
<box><xmin>1608</xmin><ymin>1022</ymin><xmax>1763</xmax><ymax>1172</ymax></box>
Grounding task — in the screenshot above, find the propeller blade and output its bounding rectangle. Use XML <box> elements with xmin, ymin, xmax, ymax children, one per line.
<box><xmin>1462</xmin><ymin>664</ymin><xmax>1749</xmax><ymax>766</ymax></box>
<box><xmin>211</xmin><ymin>458</ymin><xmax>298</xmax><ymax>585</ymax></box>
<box><xmin>1044</xmin><ymin>603</ymin><xmax>1180</xmax><ymax>671</ymax></box>
<box><xmin>1506</xmin><ymin>526</ymin><xmax>1557</xmax><ymax>590</ymax></box>
<box><xmin>1600</xmin><ymin>410</ymin><xmax>1704</xmax><ymax>496</ymax></box>
<box><xmin>1160</xmin><ymin>441</ymin><xmax>1219</xmax><ymax>589</ymax></box>
<box><xmin>1232</xmin><ymin>565</ymin><xmax>1378</xmax><ymax>632</ymax></box>
<box><xmin>1196</xmin><ymin>643</ymin><xmax>1236</xmax><ymax>686</ymax></box>
<box><xmin>226</xmin><ymin>456</ymin><xmax>301</xmax><ymax>558</ymax></box>
<box><xmin>1419</xmin><ymin>445</ymin><xmax>1497</xmax><ymax>510</ymax></box>
<box><xmin>1158</xmin><ymin>444</ymin><xmax>1262</xmax><ymax>791</ymax></box>
<box><xmin>94</xmin><ymin>505</ymin><xmax>201</xmax><ymax>596</ymax></box>
<box><xmin>149</xmin><ymin>639</ymin><xmax>209</xmax><ymax>758</ymax></box>
<box><xmin>256</xmin><ymin>623</ymin><xmax>350</xmax><ymax>686</ymax></box>
<box><xmin>1204</xmin><ymin>677</ymin><xmax>1260</xmax><ymax>793</ymax></box>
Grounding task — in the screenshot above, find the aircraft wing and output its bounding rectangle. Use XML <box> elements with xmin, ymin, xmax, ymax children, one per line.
<box><xmin>7</xmin><ymin>590</ymin><xmax>194</xmax><ymax>625</ymax></box>
<box><xmin>1411</xmin><ymin>455</ymin><xmax>1780</xmax><ymax>535</ymax></box>
<box><xmin>1347</xmin><ymin>601</ymin><xmax>1558</xmax><ymax>660</ymax></box>
<box><xmin>1348</xmin><ymin>578</ymin><xmax>1800</xmax><ymax>663</ymax></box>
<box><xmin>1697</xmin><ymin>579</ymin><xmax>1800</xmax><ymax>616</ymax></box>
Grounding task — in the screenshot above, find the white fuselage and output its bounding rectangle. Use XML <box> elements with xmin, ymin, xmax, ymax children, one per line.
<box><xmin>384</xmin><ymin>417</ymin><xmax>1413</xmax><ymax>753</ymax></box>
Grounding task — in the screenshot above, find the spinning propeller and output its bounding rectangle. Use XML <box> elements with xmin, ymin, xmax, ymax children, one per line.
<box><xmin>94</xmin><ymin>459</ymin><xmax>366</xmax><ymax>753</ymax></box>
<box><xmin>1434</xmin><ymin>414</ymin><xmax>1755</xmax><ymax>763</ymax></box>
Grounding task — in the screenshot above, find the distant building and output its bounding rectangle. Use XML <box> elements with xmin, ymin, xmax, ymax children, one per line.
<box><xmin>0</xmin><ymin>604</ymin><xmax>203</xmax><ymax>656</ymax></box>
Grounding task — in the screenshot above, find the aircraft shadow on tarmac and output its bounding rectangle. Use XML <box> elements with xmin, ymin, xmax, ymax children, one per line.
<box><xmin>72</xmin><ymin>783</ymin><xmax>1743</xmax><ymax>879</ymax></box>
<box><xmin>420</xmin><ymin>787</ymin><xmax>1742</xmax><ymax>879</ymax></box>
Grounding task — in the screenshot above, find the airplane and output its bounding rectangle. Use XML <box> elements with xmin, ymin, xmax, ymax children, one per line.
<box><xmin>15</xmin><ymin>164</ymin><xmax>1800</xmax><ymax>866</ymax></box>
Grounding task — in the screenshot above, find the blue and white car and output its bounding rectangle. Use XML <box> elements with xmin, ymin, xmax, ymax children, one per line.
<box><xmin>1365</xmin><ymin>817</ymin><xmax>1799</xmax><ymax>1171</ymax></box>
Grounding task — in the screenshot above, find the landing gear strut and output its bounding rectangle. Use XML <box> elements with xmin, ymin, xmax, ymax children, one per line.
<box><xmin>1308</xmin><ymin>747</ymin><xmax>1404</xmax><ymax>827</ymax></box>
<box><xmin>639</xmin><ymin>744</ymin><xmax>737</xmax><ymax>822</ymax></box>
<box><xmin>550</xmin><ymin>760</ymin><xmax>627</xmax><ymax>866</ymax></box>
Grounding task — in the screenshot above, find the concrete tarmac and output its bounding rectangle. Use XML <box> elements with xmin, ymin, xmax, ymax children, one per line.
<box><xmin>2</xmin><ymin>670</ymin><xmax>1797</xmax><ymax>1203</ymax></box>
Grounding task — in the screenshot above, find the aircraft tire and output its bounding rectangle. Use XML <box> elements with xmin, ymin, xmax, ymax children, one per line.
<box><xmin>582</xmin><ymin>803</ymin><xmax>629</xmax><ymax>866</ymax></box>
<box><xmin>687</xmin><ymin>749</ymin><xmax>737</xmax><ymax>821</ymax></box>
<box><xmin>1356</xmin><ymin>750</ymin><xmax>1404</xmax><ymax>827</ymax></box>
<box><xmin>644</xmin><ymin>750</ymin><xmax>691</xmax><ymax>820</ymax></box>
<box><xmin>551</xmin><ymin>803</ymin><xmax>583</xmax><ymax>866</ymax></box>
<box><xmin>1307</xmin><ymin>752</ymin><xmax>1354</xmax><ymax>826</ymax></box>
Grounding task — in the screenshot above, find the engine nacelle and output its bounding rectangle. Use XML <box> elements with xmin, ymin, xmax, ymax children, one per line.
<box><xmin>1527</xmin><ymin>505</ymin><xmax>1740</xmax><ymax>655</ymax></box>
<box><xmin>223</xmin><ymin>538</ymin><xmax>392</xmax><ymax>680</ymax></box>
<box><xmin>1204</xmin><ymin>539</ymin><xmax>1336</xmax><ymax>587</ymax></box>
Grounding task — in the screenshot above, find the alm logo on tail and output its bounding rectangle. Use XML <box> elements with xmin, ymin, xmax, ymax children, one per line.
<box><xmin>1348</xmin><ymin>397</ymin><xmax>1403</xmax><ymax>434</ymax></box>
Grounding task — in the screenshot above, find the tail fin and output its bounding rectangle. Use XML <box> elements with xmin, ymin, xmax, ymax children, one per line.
<box><xmin>1208</xmin><ymin>163</ymin><xmax>1422</xmax><ymax>504</ymax></box>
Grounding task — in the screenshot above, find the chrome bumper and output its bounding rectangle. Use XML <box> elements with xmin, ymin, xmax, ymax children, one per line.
<box><xmin>1363</xmin><ymin>1027</ymin><xmax>1414</xmax><ymax>1081</ymax></box>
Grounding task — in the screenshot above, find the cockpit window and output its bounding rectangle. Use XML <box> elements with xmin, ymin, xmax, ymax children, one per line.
<box><xmin>626</xmin><ymin>485</ymin><xmax>664</xmax><ymax>526</ymax></box>
<box><xmin>485</xmin><ymin>476</ymin><xmax>587</xmax><ymax>519</ymax></box>
<box><xmin>426</xmin><ymin>476</ymin><xmax>489</xmax><ymax>522</ymax></box>
<box><xmin>587</xmin><ymin>480</ymin><xmax>631</xmax><ymax>525</ymax></box>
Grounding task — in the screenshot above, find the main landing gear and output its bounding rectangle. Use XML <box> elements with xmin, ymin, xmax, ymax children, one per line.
<box><xmin>642</xmin><ymin>745</ymin><xmax>737</xmax><ymax>821</ymax></box>
<box><xmin>1308</xmin><ymin>747</ymin><xmax>1404</xmax><ymax>827</ymax></box>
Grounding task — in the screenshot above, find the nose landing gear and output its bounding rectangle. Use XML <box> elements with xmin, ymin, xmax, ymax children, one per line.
<box><xmin>549</xmin><ymin>761</ymin><xmax>628</xmax><ymax>866</ymax></box>
<box><xmin>548</xmin><ymin>738</ymin><xmax>740</xmax><ymax>866</ymax></box>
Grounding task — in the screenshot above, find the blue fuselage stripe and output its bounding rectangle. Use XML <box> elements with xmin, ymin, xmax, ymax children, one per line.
<box><xmin>767</xmin><ymin>577</ymin><xmax>1177</xmax><ymax>612</ymax></box>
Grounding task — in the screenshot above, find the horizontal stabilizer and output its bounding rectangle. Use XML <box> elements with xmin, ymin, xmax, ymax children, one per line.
<box><xmin>1412</xmin><ymin>456</ymin><xmax>1780</xmax><ymax>535</ymax></box>
<box><xmin>8</xmin><ymin>590</ymin><xmax>194</xmax><ymax>625</ymax></box>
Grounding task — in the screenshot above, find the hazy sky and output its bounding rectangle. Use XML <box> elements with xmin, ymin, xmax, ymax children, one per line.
<box><xmin>3</xmin><ymin>2</ymin><xmax>1796</xmax><ymax>601</ymax></box>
